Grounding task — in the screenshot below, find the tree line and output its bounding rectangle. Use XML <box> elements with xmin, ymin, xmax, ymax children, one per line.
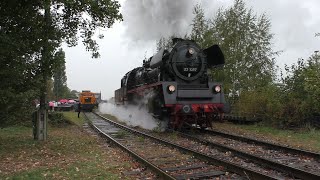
<box><xmin>157</xmin><ymin>0</ymin><xmax>320</xmax><ymax>128</ymax></box>
<box><xmin>0</xmin><ymin>0</ymin><xmax>122</xmax><ymax>127</ymax></box>
<box><xmin>1</xmin><ymin>0</ymin><xmax>318</xmax><ymax>128</ymax></box>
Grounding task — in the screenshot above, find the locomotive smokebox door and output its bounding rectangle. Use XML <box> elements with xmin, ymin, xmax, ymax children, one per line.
<box><xmin>170</xmin><ymin>41</ymin><xmax>206</xmax><ymax>81</ymax></box>
<box><xmin>204</xmin><ymin>45</ymin><xmax>225</xmax><ymax>67</ymax></box>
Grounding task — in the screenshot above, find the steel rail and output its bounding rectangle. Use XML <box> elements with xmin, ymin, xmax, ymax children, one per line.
<box><xmin>83</xmin><ymin>112</ymin><xmax>176</xmax><ymax>180</ymax></box>
<box><xmin>180</xmin><ymin>132</ymin><xmax>320</xmax><ymax>180</ymax></box>
<box><xmin>204</xmin><ymin>129</ymin><xmax>320</xmax><ymax>159</ymax></box>
<box><xmin>94</xmin><ymin>112</ymin><xmax>276</xmax><ymax>180</ymax></box>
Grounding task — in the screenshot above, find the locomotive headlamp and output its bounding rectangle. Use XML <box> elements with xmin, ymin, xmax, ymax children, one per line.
<box><xmin>168</xmin><ymin>85</ymin><xmax>176</xmax><ymax>93</ymax></box>
<box><xmin>214</xmin><ymin>85</ymin><xmax>221</xmax><ymax>93</ymax></box>
<box><xmin>188</xmin><ymin>48</ymin><xmax>195</xmax><ymax>55</ymax></box>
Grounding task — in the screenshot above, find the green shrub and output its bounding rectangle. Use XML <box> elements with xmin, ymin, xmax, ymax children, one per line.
<box><xmin>232</xmin><ymin>85</ymin><xmax>282</xmax><ymax>126</ymax></box>
<box><xmin>48</xmin><ymin>112</ymin><xmax>69</xmax><ymax>126</ymax></box>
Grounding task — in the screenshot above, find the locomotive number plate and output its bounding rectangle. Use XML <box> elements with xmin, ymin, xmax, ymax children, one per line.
<box><xmin>183</xmin><ymin>68</ymin><xmax>198</xmax><ymax>72</ymax></box>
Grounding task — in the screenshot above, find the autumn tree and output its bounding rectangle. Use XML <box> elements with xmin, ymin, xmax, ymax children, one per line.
<box><xmin>38</xmin><ymin>0</ymin><xmax>122</xmax><ymax>113</ymax></box>
<box><xmin>189</xmin><ymin>0</ymin><xmax>278</xmax><ymax>94</ymax></box>
<box><xmin>280</xmin><ymin>52</ymin><xmax>320</xmax><ymax>126</ymax></box>
<box><xmin>190</xmin><ymin>4</ymin><xmax>208</xmax><ymax>45</ymax></box>
<box><xmin>303</xmin><ymin>53</ymin><xmax>320</xmax><ymax>111</ymax></box>
<box><xmin>47</xmin><ymin>79</ymin><xmax>55</xmax><ymax>101</ymax></box>
<box><xmin>68</xmin><ymin>90</ymin><xmax>79</xmax><ymax>99</ymax></box>
<box><xmin>156</xmin><ymin>36</ymin><xmax>176</xmax><ymax>51</ymax></box>
<box><xmin>0</xmin><ymin>1</ymin><xmax>44</xmax><ymax>126</ymax></box>
<box><xmin>0</xmin><ymin>0</ymin><xmax>122</xmax><ymax>127</ymax></box>
<box><xmin>53</xmin><ymin>49</ymin><xmax>68</xmax><ymax>100</ymax></box>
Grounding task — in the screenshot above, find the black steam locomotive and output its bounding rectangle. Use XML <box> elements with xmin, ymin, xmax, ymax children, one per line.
<box><xmin>115</xmin><ymin>38</ymin><xmax>227</xmax><ymax>129</ymax></box>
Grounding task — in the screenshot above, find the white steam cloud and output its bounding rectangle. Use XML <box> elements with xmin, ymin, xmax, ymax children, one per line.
<box><xmin>98</xmin><ymin>102</ymin><xmax>168</xmax><ymax>131</ymax></box>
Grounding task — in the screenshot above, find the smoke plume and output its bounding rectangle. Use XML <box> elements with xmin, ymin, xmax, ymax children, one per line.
<box><xmin>122</xmin><ymin>0</ymin><xmax>196</xmax><ymax>41</ymax></box>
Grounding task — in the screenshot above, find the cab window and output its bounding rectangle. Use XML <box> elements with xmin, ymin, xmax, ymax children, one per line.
<box><xmin>85</xmin><ymin>97</ymin><xmax>91</xmax><ymax>103</ymax></box>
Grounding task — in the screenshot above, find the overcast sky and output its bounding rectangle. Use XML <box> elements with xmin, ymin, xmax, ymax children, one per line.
<box><xmin>64</xmin><ymin>0</ymin><xmax>320</xmax><ymax>99</ymax></box>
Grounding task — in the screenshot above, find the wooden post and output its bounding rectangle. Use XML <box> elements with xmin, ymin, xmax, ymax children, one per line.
<box><xmin>37</xmin><ymin>109</ymin><xmax>47</xmax><ymax>140</ymax></box>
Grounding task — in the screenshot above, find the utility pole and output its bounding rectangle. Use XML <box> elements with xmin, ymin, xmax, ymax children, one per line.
<box><xmin>36</xmin><ymin>0</ymin><xmax>51</xmax><ymax>141</ymax></box>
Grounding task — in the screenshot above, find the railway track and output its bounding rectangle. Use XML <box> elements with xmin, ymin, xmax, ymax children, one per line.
<box><xmin>173</xmin><ymin>130</ymin><xmax>320</xmax><ymax>180</ymax></box>
<box><xmin>223</xmin><ymin>115</ymin><xmax>260</xmax><ymax>124</ymax></box>
<box><xmin>84</xmin><ymin>112</ymin><xmax>320</xmax><ymax>179</ymax></box>
<box><xmin>84</xmin><ymin>112</ymin><xmax>275</xmax><ymax>179</ymax></box>
<box><xmin>203</xmin><ymin>129</ymin><xmax>320</xmax><ymax>159</ymax></box>
<box><xmin>144</xmin><ymin>129</ymin><xmax>320</xmax><ymax>180</ymax></box>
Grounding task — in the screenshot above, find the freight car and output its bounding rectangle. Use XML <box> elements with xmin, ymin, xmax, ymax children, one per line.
<box><xmin>79</xmin><ymin>90</ymin><xmax>97</xmax><ymax>112</ymax></box>
<box><xmin>115</xmin><ymin>38</ymin><xmax>228</xmax><ymax>130</ymax></box>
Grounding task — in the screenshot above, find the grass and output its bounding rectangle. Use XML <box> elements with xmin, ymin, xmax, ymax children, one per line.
<box><xmin>137</xmin><ymin>136</ymin><xmax>145</xmax><ymax>142</ymax></box>
<box><xmin>214</xmin><ymin>122</ymin><xmax>320</xmax><ymax>152</ymax></box>
<box><xmin>166</xmin><ymin>131</ymin><xmax>179</xmax><ymax>141</ymax></box>
<box><xmin>63</xmin><ymin>111</ymin><xmax>86</xmax><ymax>127</ymax></box>
<box><xmin>8</xmin><ymin>161</ymin><xmax>123</xmax><ymax>180</ymax></box>
<box><xmin>0</xmin><ymin>112</ymin><xmax>135</xmax><ymax>179</ymax></box>
<box><xmin>114</xmin><ymin>131</ymin><xmax>128</xmax><ymax>139</ymax></box>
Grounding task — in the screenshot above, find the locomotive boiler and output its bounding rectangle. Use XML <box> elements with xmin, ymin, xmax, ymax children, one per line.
<box><xmin>115</xmin><ymin>38</ymin><xmax>227</xmax><ymax>130</ymax></box>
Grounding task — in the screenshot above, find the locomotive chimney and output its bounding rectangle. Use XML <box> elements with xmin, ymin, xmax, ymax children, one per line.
<box><xmin>172</xmin><ymin>38</ymin><xmax>183</xmax><ymax>45</ymax></box>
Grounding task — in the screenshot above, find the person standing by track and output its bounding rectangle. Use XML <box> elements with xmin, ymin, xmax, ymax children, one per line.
<box><xmin>77</xmin><ymin>102</ymin><xmax>82</xmax><ymax>118</ymax></box>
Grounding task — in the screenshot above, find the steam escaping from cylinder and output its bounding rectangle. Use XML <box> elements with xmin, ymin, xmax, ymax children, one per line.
<box><xmin>98</xmin><ymin>98</ymin><xmax>168</xmax><ymax>131</ymax></box>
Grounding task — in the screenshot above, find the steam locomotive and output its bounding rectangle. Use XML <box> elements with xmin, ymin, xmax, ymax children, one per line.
<box><xmin>115</xmin><ymin>38</ymin><xmax>228</xmax><ymax>130</ymax></box>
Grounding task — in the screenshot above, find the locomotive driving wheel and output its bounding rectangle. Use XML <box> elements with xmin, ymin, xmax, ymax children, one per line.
<box><xmin>146</xmin><ymin>89</ymin><xmax>165</xmax><ymax>120</ymax></box>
